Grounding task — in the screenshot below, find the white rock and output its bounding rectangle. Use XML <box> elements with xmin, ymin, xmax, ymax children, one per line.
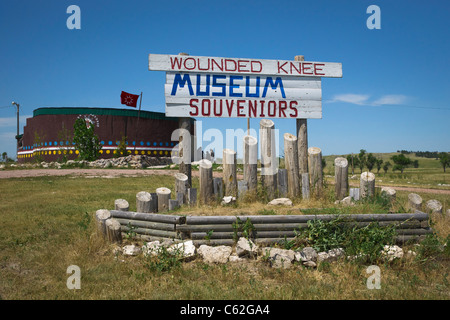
<box><xmin>228</xmin><ymin>254</ymin><xmax>245</xmax><ymax>263</ymax></box>
<box><xmin>168</xmin><ymin>240</ymin><xmax>196</xmax><ymax>260</ymax></box>
<box><xmin>236</xmin><ymin>237</ymin><xmax>258</xmax><ymax>258</ymax></box>
<box><xmin>198</xmin><ymin>245</ymin><xmax>232</xmax><ymax>264</ymax></box>
<box><xmin>221</xmin><ymin>196</ymin><xmax>236</xmax><ymax>205</ymax></box>
<box><xmin>122</xmin><ymin>244</ymin><xmax>141</xmax><ymax>256</ymax></box>
<box><xmin>302</xmin><ymin>261</ymin><xmax>317</xmax><ymax>268</ymax></box>
<box><xmin>327</xmin><ymin>248</ymin><xmax>345</xmax><ymax>261</ymax></box>
<box><xmin>271</xmin><ymin>254</ymin><xmax>292</xmax><ymax>269</ymax></box>
<box><xmin>261</xmin><ymin>247</ymin><xmax>295</xmax><ymax>262</ymax></box>
<box><xmin>142</xmin><ymin>241</ymin><xmax>161</xmax><ymax>256</ymax></box>
<box><xmin>381</xmin><ymin>245</ymin><xmax>404</xmax><ymax>262</ymax></box>
<box><xmin>268</xmin><ymin>198</ymin><xmax>293</xmax><ymax>206</ymax></box>
<box><xmin>317</xmin><ymin>252</ymin><xmax>329</xmax><ymax>263</ymax></box>
<box><xmin>296</xmin><ymin>247</ymin><xmax>318</xmax><ymax>262</ymax></box>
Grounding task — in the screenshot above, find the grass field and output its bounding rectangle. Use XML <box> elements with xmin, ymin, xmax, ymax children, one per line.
<box><xmin>0</xmin><ymin>170</ymin><xmax>449</xmax><ymax>300</ymax></box>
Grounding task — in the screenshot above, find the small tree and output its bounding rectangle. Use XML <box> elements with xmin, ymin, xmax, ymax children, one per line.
<box><xmin>366</xmin><ymin>153</ymin><xmax>377</xmax><ymax>172</ymax></box>
<box><xmin>375</xmin><ymin>158</ymin><xmax>383</xmax><ymax>173</ymax></box>
<box><xmin>439</xmin><ymin>152</ymin><xmax>449</xmax><ymax>173</ymax></box>
<box><xmin>391</xmin><ymin>154</ymin><xmax>412</xmax><ymax>174</ymax></box>
<box><xmin>115</xmin><ymin>134</ymin><xmax>128</xmax><ymax>158</ymax></box>
<box><xmin>73</xmin><ymin>118</ymin><xmax>102</xmax><ymax>161</ymax></box>
<box><xmin>1</xmin><ymin>152</ymin><xmax>7</xmax><ymax>162</ymax></box>
<box><xmin>357</xmin><ymin>149</ymin><xmax>366</xmax><ymax>173</ymax></box>
<box><xmin>382</xmin><ymin>161</ymin><xmax>391</xmax><ymax>174</ymax></box>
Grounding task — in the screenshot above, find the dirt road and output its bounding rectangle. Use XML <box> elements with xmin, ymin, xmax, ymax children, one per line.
<box><xmin>1</xmin><ymin>168</ymin><xmax>449</xmax><ymax>195</ymax></box>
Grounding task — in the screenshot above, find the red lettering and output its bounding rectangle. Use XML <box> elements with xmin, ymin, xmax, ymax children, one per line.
<box><xmin>189</xmin><ymin>99</ymin><xmax>199</xmax><ymax>116</ymax></box>
<box><xmin>213</xmin><ymin>99</ymin><xmax>223</xmax><ymax>116</ymax></box>
<box><xmin>290</xmin><ymin>62</ymin><xmax>301</xmax><ymax>75</ymax></box>
<box><xmin>184</xmin><ymin>57</ymin><xmax>196</xmax><ymax>70</ymax></box>
<box><xmin>279</xmin><ymin>101</ymin><xmax>287</xmax><ymax>118</ymax></box>
<box><xmin>212</xmin><ymin>59</ymin><xmax>223</xmax><ymax>72</ymax></box>
<box><xmin>198</xmin><ymin>58</ymin><xmax>210</xmax><ymax>71</ymax></box>
<box><xmin>277</xmin><ymin>61</ymin><xmax>288</xmax><ymax>74</ymax></box>
<box><xmin>170</xmin><ymin>57</ymin><xmax>183</xmax><ymax>70</ymax></box>
<box><xmin>259</xmin><ymin>101</ymin><xmax>265</xmax><ymax>117</ymax></box>
<box><xmin>251</xmin><ymin>61</ymin><xmax>262</xmax><ymax>73</ymax></box>
<box><xmin>226</xmin><ymin>100</ymin><xmax>234</xmax><ymax>116</ymax></box>
<box><xmin>248</xmin><ymin>101</ymin><xmax>257</xmax><ymax>118</ymax></box>
<box><xmin>314</xmin><ymin>63</ymin><xmax>325</xmax><ymax>76</ymax></box>
<box><xmin>225</xmin><ymin>59</ymin><xmax>237</xmax><ymax>72</ymax></box>
<box><xmin>238</xmin><ymin>60</ymin><xmax>249</xmax><ymax>73</ymax></box>
<box><xmin>289</xmin><ymin>101</ymin><xmax>298</xmax><ymax>118</ymax></box>
<box><xmin>237</xmin><ymin>100</ymin><xmax>245</xmax><ymax>117</ymax></box>
<box><xmin>201</xmin><ymin>99</ymin><xmax>211</xmax><ymax>116</ymax></box>
<box><xmin>268</xmin><ymin>101</ymin><xmax>276</xmax><ymax>117</ymax></box>
<box><xmin>302</xmin><ymin>63</ymin><xmax>313</xmax><ymax>75</ymax></box>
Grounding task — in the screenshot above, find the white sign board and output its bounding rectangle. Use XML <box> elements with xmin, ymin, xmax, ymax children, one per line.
<box><xmin>148</xmin><ymin>54</ymin><xmax>342</xmax><ymax>119</ymax></box>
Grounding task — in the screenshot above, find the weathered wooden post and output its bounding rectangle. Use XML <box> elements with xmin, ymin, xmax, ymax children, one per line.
<box><xmin>295</xmin><ymin>55</ymin><xmax>309</xmax><ymax>177</ymax></box>
<box><xmin>177</xmin><ymin>53</ymin><xmax>192</xmax><ymax>189</ymax></box>
<box><xmin>308</xmin><ymin>147</ymin><xmax>323</xmax><ymax>196</ymax></box>
<box><xmin>114</xmin><ymin>199</ymin><xmax>129</xmax><ymax>211</ymax></box>
<box><xmin>105</xmin><ymin>218</ymin><xmax>122</xmax><ymax>243</ymax></box>
<box><xmin>95</xmin><ymin>209</ymin><xmax>111</xmax><ymax>237</ymax></box>
<box><xmin>243</xmin><ymin>135</ymin><xmax>258</xmax><ymax>192</ymax></box>
<box><xmin>277</xmin><ymin>169</ymin><xmax>288</xmax><ymax>198</ymax></box>
<box><xmin>199</xmin><ymin>159</ymin><xmax>213</xmax><ymax>204</ymax></box>
<box><xmin>381</xmin><ymin>187</ymin><xmax>396</xmax><ymax>203</ymax></box>
<box><xmin>169</xmin><ymin>199</ymin><xmax>179</xmax><ymax>211</ymax></box>
<box><xmin>156</xmin><ymin>187</ymin><xmax>171</xmax><ymax>212</ymax></box>
<box><xmin>334</xmin><ymin>157</ymin><xmax>349</xmax><ymax>201</ymax></box>
<box><xmin>408</xmin><ymin>193</ymin><xmax>423</xmax><ymax>211</ymax></box>
<box><xmin>213</xmin><ymin>177</ymin><xmax>224</xmax><ymax>201</ymax></box>
<box><xmin>174</xmin><ymin>172</ymin><xmax>189</xmax><ymax>203</ymax></box>
<box><xmin>260</xmin><ymin>119</ymin><xmax>278</xmax><ymax>200</ymax></box>
<box><xmin>149</xmin><ymin>192</ymin><xmax>158</xmax><ymax>213</ymax></box>
<box><xmin>284</xmin><ymin>133</ymin><xmax>300</xmax><ymax>198</ymax></box>
<box><xmin>223</xmin><ymin>148</ymin><xmax>237</xmax><ymax>197</ymax></box>
<box><xmin>301</xmin><ymin>173</ymin><xmax>310</xmax><ymax>199</ymax></box>
<box><xmin>136</xmin><ymin>191</ymin><xmax>152</xmax><ymax>213</ymax></box>
<box><xmin>426</xmin><ymin>199</ymin><xmax>443</xmax><ymax>214</ymax></box>
<box><xmin>360</xmin><ymin>172</ymin><xmax>375</xmax><ymax>198</ymax></box>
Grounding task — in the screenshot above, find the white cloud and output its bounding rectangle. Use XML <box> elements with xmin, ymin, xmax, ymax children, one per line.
<box><xmin>329</xmin><ymin>94</ymin><xmax>410</xmax><ymax>107</ymax></box>
<box><xmin>0</xmin><ymin>115</ymin><xmax>32</xmax><ymax>128</ymax></box>
<box><xmin>372</xmin><ymin>95</ymin><xmax>408</xmax><ymax>106</ymax></box>
<box><xmin>329</xmin><ymin>94</ymin><xmax>371</xmax><ymax>105</ymax></box>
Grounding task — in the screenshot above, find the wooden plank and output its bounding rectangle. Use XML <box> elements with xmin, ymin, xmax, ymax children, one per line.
<box><xmin>165</xmin><ymin>98</ymin><xmax>322</xmax><ymax>119</ymax></box>
<box><xmin>149</xmin><ymin>54</ymin><xmax>343</xmax><ymax>78</ymax></box>
<box><xmin>110</xmin><ymin>210</ymin><xmax>185</xmax><ymax>224</ymax></box>
<box><xmin>115</xmin><ymin>218</ymin><xmax>176</xmax><ymax>231</ymax></box>
<box><xmin>185</xmin><ymin>212</ymin><xmax>429</xmax><ymax>225</ymax></box>
<box><xmin>121</xmin><ymin>226</ymin><xmax>178</xmax><ymax>238</ymax></box>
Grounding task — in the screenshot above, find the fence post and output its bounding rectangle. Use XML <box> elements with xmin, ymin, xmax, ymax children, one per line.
<box><xmin>223</xmin><ymin>149</ymin><xmax>237</xmax><ymax>197</ymax></box>
<box><xmin>308</xmin><ymin>147</ymin><xmax>323</xmax><ymax>196</ymax></box>
<box><xmin>334</xmin><ymin>157</ymin><xmax>349</xmax><ymax>201</ymax></box>
<box><xmin>243</xmin><ymin>135</ymin><xmax>258</xmax><ymax>192</ymax></box>
<box><xmin>284</xmin><ymin>133</ymin><xmax>300</xmax><ymax>198</ymax></box>
<box><xmin>199</xmin><ymin>159</ymin><xmax>213</xmax><ymax>204</ymax></box>
<box><xmin>260</xmin><ymin>119</ymin><xmax>278</xmax><ymax>200</ymax></box>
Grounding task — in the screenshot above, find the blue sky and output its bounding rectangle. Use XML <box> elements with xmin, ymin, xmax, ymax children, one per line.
<box><xmin>1</xmin><ymin>0</ymin><xmax>449</xmax><ymax>160</ymax></box>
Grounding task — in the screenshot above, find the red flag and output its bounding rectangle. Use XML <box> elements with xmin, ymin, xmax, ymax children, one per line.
<box><xmin>120</xmin><ymin>91</ymin><xmax>140</xmax><ymax>108</ymax></box>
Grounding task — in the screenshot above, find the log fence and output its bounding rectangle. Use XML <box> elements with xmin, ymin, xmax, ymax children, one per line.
<box><xmin>96</xmin><ymin>206</ymin><xmax>432</xmax><ymax>246</ymax></box>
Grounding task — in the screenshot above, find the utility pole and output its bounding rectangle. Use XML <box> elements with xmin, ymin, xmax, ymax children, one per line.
<box><xmin>12</xmin><ymin>101</ymin><xmax>20</xmax><ymax>159</ymax></box>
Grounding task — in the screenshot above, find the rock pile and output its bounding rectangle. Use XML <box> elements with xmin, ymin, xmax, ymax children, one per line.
<box><xmin>116</xmin><ymin>237</ymin><xmax>415</xmax><ymax>269</ymax></box>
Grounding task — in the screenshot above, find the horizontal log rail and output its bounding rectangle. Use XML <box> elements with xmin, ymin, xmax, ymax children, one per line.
<box><xmin>102</xmin><ymin>209</ymin><xmax>431</xmax><ymax>245</ymax></box>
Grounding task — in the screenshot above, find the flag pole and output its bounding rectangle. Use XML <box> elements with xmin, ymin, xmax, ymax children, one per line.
<box><xmin>134</xmin><ymin>92</ymin><xmax>143</xmax><ymax>153</ymax></box>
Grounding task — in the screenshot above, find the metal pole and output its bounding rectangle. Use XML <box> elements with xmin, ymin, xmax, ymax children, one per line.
<box><xmin>12</xmin><ymin>102</ymin><xmax>19</xmax><ymax>159</ymax></box>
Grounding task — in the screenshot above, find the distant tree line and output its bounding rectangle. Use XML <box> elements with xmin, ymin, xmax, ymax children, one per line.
<box><xmin>1</xmin><ymin>152</ymin><xmax>14</xmax><ymax>163</ymax></box>
<box><xmin>397</xmin><ymin>150</ymin><xmax>448</xmax><ymax>159</ymax></box>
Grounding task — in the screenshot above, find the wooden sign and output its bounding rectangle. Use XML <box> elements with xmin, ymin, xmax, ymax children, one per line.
<box><xmin>148</xmin><ymin>54</ymin><xmax>342</xmax><ymax>119</ymax></box>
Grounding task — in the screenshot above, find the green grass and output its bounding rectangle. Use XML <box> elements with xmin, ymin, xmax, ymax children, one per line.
<box><xmin>0</xmin><ymin>174</ymin><xmax>449</xmax><ymax>300</ymax></box>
